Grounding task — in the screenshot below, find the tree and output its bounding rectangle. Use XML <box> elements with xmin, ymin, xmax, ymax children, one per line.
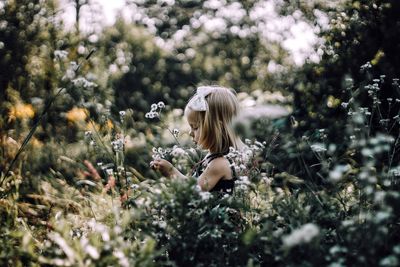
<box><xmin>286</xmin><ymin>0</ymin><xmax>400</xmax><ymax>140</ymax></box>
<box><xmin>125</xmin><ymin>0</ymin><xmax>291</xmax><ymax>93</ymax></box>
<box><xmin>0</xmin><ymin>0</ymin><xmax>59</xmax><ymax>135</ymax></box>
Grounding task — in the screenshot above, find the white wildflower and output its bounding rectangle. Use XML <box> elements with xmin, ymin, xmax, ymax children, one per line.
<box><xmin>49</xmin><ymin>232</ymin><xmax>75</xmax><ymax>262</ymax></box>
<box><xmin>262</xmin><ymin>175</ymin><xmax>272</xmax><ymax>186</ymax></box>
<box><xmin>157</xmin><ymin>101</ymin><xmax>165</xmax><ymax>109</ymax></box>
<box><xmin>221</xmin><ymin>193</ymin><xmax>230</xmax><ymax>199</ymax></box>
<box><xmin>152</xmin><ymin>154</ymin><xmax>161</xmax><ymax>160</ymax></box>
<box><xmin>131</xmin><ymin>184</ymin><xmax>139</xmax><ymax>190</ymax></box>
<box><xmin>310</xmin><ymin>143</ymin><xmax>327</xmax><ymax>153</ymax></box>
<box><xmin>106</xmin><ymin>168</ymin><xmax>114</xmax><ymax>176</ymax></box>
<box><xmin>119</xmin><ymin>110</ymin><xmax>126</xmax><ymax>121</ymax></box>
<box><xmin>54</xmin><ymin>50</ymin><xmax>68</xmax><ymax>60</ymax></box>
<box><xmin>341</xmin><ymin>219</ymin><xmax>354</xmax><ymax>227</ymax></box>
<box><xmin>329</xmin><ymin>164</ymin><xmax>350</xmax><ymax>182</ymax></box>
<box><xmin>72</xmin><ymin>77</ymin><xmax>97</xmax><ymax>88</ymax></box>
<box><xmin>55</xmin><ymin>211</ymin><xmax>62</xmax><ymax>221</ymax></box>
<box><xmin>374</xmin><ymin>191</ymin><xmax>386</xmax><ymax>203</ymax></box>
<box><xmin>237</xmin><ymin>184</ymin><xmax>248</xmax><ymax>191</ymax></box>
<box><xmin>361</xmin><ymin>148</ymin><xmax>373</xmax><ymax>157</ymax></box>
<box><xmin>113</xmin><ymin>250</ymin><xmax>130</xmax><ymax>267</ymax></box>
<box><xmin>87</xmin><ymin>219</ymin><xmax>110</xmax><ymax>242</ymax></box>
<box><xmin>111</xmin><ymin>138</ymin><xmax>124</xmax><ymax>151</ymax></box>
<box><xmin>375</xmin><ymin>211</ymin><xmax>391</xmax><ymax>223</ymax></box>
<box><xmin>172</xmin><ymin>128</ymin><xmax>180</xmax><ymax>138</ymax></box>
<box><xmin>145</xmin><ymin>111</ymin><xmax>159</xmax><ymax>119</ymax></box>
<box><xmin>153</xmin><ymin>188</ymin><xmax>162</xmax><ymax>195</ymax></box>
<box><xmin>171</xmin><ymin>146</ymin><xmax>187</xmax><ymax>157</ymax></box>
<box><xmin>158</xmin><ymin>220</ymin><xmax>167</xmax><ymax>229</ymax></box>
<box><xmin>194</xmin><ymin>185</ymin><xmax>202</xmax><ymax>192</ymax></box>
<box><xmin>379</xmin><ymin>256</ymin><xmax>398</xmax><ymax>267</ymax></box>
<box><xmin>388</xmin><ymin>166</ymin><xmax>400</xmax><ymax>177</ymax></box>
<box><xmin>63</xmin><ymin>68</ymin><xmax>76</xmax><ymax>80</ymax></box>
<box><xmin>199</xmin><ymin>191</ymin><xmax>212</xmax><ymax>201</ymax></box>
<box><xmin>85</xmin><ymin>244</ymin><xmax>100</xmax><ymax>259</ymax></box>
<box><xmin>282</xmin><ymin>223</ymin><xmax>320</xmax><ymax>248</ymax></box>
<box><xmin>237</xmin><ymin>176</ymin><xmax>250</xmax><ymax>185</ymax></box>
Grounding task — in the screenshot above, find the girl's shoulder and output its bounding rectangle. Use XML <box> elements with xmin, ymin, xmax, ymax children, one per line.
<box><xmin>204</xmin><ymin>154</ymin><xmax>231</xmax><ymax>173</ymax></box>
<box><xmin>207</xmin><ymin>156</ymin><xmax>230</xmax><ymax>167</ymax></box>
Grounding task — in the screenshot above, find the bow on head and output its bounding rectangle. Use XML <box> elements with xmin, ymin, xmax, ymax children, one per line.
<box><xmin>187</xmin><ymin>86</ymin><xmax>215</xmax><ymax>111</ymax></box>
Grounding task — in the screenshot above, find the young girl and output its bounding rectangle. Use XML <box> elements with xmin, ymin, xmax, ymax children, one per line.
<box><xmin>151</xmin><ymin>86</ymin><xmax>245</xmax><ymax>194</ymax></box>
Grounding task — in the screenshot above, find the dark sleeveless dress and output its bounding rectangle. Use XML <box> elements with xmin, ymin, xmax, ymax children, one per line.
<box><xmin>192</xmin><ymin>152</ymin><xmax>237</xmax><ymax>195</ymax></box>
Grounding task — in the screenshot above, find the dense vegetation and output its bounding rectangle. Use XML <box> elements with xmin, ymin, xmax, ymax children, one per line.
<box><xmin>1</xmin><ymin>0</ymin><xmax>399</xmax><ymax>266</ymax></box>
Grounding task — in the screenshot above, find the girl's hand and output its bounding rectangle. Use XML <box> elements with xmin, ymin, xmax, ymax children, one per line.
<box><xmin>150</xmin><ymin>158</ymin><xmax>175</xmax><ymax>177</ymax></box>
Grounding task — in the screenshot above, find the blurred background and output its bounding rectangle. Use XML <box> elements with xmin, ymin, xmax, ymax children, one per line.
<box><xmin>2</xmin><ymin>1</ymin><xmax>400</xmax><ymax>266</ymax></box>
<box><xmin>1</xmin><ymin>0</ymin><xmax>400</xmax><ymax>186</ymax></box>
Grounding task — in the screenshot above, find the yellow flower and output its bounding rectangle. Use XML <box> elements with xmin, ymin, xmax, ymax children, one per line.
<box><xmin>66</xmin><ymin>107</ymin><xmax>88</xmax><ymax>123</ymax></box>
<box><xmin>31</xmin><ymin>137</ymin><xmax>43</xmax><ymax>148</ymax></box>
<box><xmin>85</xmin><ymin>121</ymin><xmax>100</xmax><ymax>132</ymax></box>
<box><xmin>106</xmin><ymin>119</ymin><xmax>114</xmax><ymax>130</ymax></box>
<box><xmin>8</xmin><ymin>102</ymin><xmax>35</xmax><ymax>121</ymax></box>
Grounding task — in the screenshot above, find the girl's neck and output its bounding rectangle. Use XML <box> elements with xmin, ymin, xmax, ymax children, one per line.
<box><xmin>207</xmin><ymin>137</ymin><xmax>245</xmax><ymax>155</ymax></box>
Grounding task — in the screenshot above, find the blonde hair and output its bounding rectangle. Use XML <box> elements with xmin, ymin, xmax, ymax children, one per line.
<box><xmin>185</xmin><ymin>86</ymin><xmax>240</xmax><ymax>153</ymax></box>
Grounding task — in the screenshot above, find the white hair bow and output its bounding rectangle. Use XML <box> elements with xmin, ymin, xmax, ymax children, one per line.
<box><xmin>187</xmin><ymin>86</ymin><xmax>215</xmax><ymax>111</ymax></box>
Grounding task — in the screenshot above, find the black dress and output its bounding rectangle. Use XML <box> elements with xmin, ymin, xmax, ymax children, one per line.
<box><xmin>192</xmin><ymin>152</ymin><xmax>237</xmax><ymax>195</ymax></box>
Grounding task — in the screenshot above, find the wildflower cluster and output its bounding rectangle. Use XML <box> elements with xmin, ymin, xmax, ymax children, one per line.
<box><xmin>38</xmin><ymin>214</ymin><xmax>147</xmax><ymax>267</ymax></box>
<box><xmin>151</xmin><ymin>147</ymin><xmax>169</xmax><ymax>160</ymax></box>
<box><xmin>310</xmin><ymin>143</ymin><xmax>327</xmax><ymax>153</ymax></box>
<box><xmin>54</xmin><ymin>50</ymin><xmax>68</xmax><ymax>60</ymax></box>
<box><xmin>145</xmin><ymin>101</ymin><xmax>166</xmax><ymax>119</ymax></box>
<box><xmin>172</xmin><ymin>128</ymin><xmax>180</xmax><ymax>139</ymax></box>
<box><xmin>111</xmin><ymin>136</ymin><xmax>124</xmax><ymax>152</ymax></box>
<box><xmin>226</xmin><ymin>139</ymin><xmax>266</xmax><ymax>175</ymax></box>
<box><xmin>119</xmin><ymin>111</ymin><xmax>126</xmax><ymax>123</ymax></box>
<box><xmin>360</xmin><ymin>61</ymin><xmax>372</xmax><ymax>71</ymax></box>
<box><xmin>282</xmin><ymin>223</ymin><xmax>320</xmax><ymax>248</ymax></box>
<box><xmin>329</xmin><ymin>164</ymin><xmax>351</xmax><ymax>182</ymax></box>
<box><xmin>84</xmin><ymin>131</ymin><xmax>96</xmax><ymax>147</ymax></box>
<box><xmin>62</xmin><ymin>61</ymin><xmax>78</xmax><ymax>80</ymax></box>
<box><xmin>343</xmin><ymin>75</ymin><xmax>400</xmax><ymax>132</ymax></box>
<box><xmin>71</xmin><ymin>77</ymin><xmax>97</xmax><ymax>88</ymax></box>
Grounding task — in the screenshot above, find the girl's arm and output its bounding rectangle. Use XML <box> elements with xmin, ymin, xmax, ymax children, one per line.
<box><xmin>151</xmin><ymin>159</ymin><xmax>186</xmax><ymax>179</ymax></box>
<box><xmin>152</xmin><ymin>157</ymin><xmax>231</xmax><ymax>191</ymax></box>
<box><xmin>197</xmin><ymin>157</ymin><xmax>231</xmax><ymax>191</ymax></box>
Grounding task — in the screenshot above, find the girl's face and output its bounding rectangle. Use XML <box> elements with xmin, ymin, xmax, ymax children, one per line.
<box><xmin>186</xmin><ymin>110</ymin><xmax>200</xmax><ymax>146</ymax></box>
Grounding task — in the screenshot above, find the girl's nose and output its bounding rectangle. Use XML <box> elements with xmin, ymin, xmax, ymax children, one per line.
<box><xmin>189</xmin><ymin>130</ymin><xmax>194</xmax><ymax>137</ymax></box>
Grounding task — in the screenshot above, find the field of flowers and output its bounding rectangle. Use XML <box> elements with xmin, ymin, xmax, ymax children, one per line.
<box><xmin>1</xmin><ymin>0</ymin><xmax>400</xmax><ymax>266</ymax></box>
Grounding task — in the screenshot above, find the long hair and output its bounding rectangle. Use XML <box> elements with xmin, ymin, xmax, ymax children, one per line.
<box><xmin>185</xmin><ymin>86</ymin><xmax>240</xmax><ymax>153</ymax></box>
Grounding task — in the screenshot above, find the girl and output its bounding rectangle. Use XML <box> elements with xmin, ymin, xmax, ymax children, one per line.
<box><xmin>151</xmin><ymin>86</ymin><xmax>245</xmax><ymax>194</ymax></box>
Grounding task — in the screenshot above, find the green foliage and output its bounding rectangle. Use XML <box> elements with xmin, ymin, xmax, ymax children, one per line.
<box><xmin>1</xmin><ymin>0</ymin><xmax>400</xmax><ymax>266</ymax></box>
<box><xmin>98</xmin><ymin>20</ymin><xmax>197</xmax><ymax>120</ymax></box>
<box><xmin>128</xmin><ymin>0</ymin><xmax>289</xmax><ymax>93</ymax></box>
<box><xmin>290</xmin><ymin>0</ymin><xmax>400</xmax><ymax>141</ymax></box>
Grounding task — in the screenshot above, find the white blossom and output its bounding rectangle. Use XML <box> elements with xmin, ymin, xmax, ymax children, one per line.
<box><xmin>329</xmin><ymin>165</ymin><xmax>350</xmax><ymax>182</ymax></box>
<box><xmin>171</xmin><ymin>146</ymin><xmax>187</xmax><ymax>157</ymax></box>
<box><xmin>282</xmin><ymin>223</ymin><xmax>320</xmax><ymax>248</ymax></box>
<box><xmin>72</xmin><ymin>77</ymin><xmax>97</xmax><ymax>88</ymax></box>
<box><xmin>54</xmin><ymin>50</ymin><xmax>68</xmax><ymax>60</ymax></box>
<box><xmin>199</xmin><ymin>191</ymin><xmax>212</xmax><ymax>201</ymax></box>
<box><xmin>310</xmin><ymin>143</ymin><xmax>327</xmax><ymax>153</ymax></box>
